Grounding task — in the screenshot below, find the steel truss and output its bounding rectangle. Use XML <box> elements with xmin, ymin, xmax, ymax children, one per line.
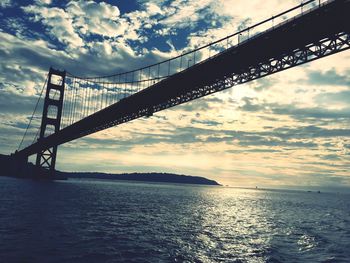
<box><xmin>82</xmin><ymin>32</ymin><xmax>350</xmax><ymax>136</ymax></box>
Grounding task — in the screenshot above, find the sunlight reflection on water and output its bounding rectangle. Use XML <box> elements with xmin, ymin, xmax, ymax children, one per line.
<box><xmin>0</xmin><ymin>177</ymin><xmax>349</xmax><ymax>262</ymax></box>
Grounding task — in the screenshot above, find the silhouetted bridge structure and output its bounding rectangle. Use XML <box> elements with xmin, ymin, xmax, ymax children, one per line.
<box><xmin>13</xmin><ymin>0</ymin><xmax>350</xmax><ymax>173</ymax></box>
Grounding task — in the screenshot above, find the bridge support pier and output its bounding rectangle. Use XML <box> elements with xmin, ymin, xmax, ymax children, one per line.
<box><xmin>35</xmin><ymin>67</ymin><xmax>66</xmax><ymax>174</ymax></box>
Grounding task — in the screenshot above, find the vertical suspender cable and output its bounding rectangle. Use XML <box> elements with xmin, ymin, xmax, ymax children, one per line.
<box><xmin>87</xmin><ymin>80</ymin><xmax>91</xmax><ymax>116</ymax></box>
<box><xmin>63</xmin><ymin>79</ymin><xmax>70</xmax><ymax>128</ymax></box>
<box><xmin>74</xmin><ymin>78</ymin><xmax>78</xmax><ymax>122</ymax></box>
<box><xmin>101</xmin><ymin>80</ymin><xmax>104</xmax><ymax>110</ymax></box>
<box><xmin>105</xmin><ymin>82</ymin><xmax>109</xmax><ymax>107</ymax></box>
<box><xmin>69</xmin><ymin>77</ymin><xmax>75</xmax><ymax>125</ymax></box>
<box><xmin>83</xmin><ymin>79</ymin><xmax>88</xmax><ymax>118</ymax></box>
<box><xmin>71</xmin><ymin>78</ymin><xmax>76</xmax><ymax>124</ymax></box>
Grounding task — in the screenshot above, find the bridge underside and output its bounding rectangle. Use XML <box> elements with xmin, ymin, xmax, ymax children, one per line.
<box><xmin>16</xmin><ymin>0</ymin><xmax>350</xmax><ymax>159</ymax></box>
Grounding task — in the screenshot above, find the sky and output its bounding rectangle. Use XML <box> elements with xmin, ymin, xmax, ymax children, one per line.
<box><xmin>0</xmin><ymin>0</ymin><xmax>349</xmax><ymax>188</ymax></box>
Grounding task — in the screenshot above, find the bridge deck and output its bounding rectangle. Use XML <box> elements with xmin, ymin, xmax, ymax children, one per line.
<box><xmin>16</xmin><ymin>0</ymin><xmax>350</xmax><ymax>158</ymax></box>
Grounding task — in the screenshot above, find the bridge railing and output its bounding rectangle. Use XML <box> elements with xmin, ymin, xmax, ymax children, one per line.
<box><xmin>58</xmin><ymin>0</ymin><xmax>330</xmax><ymax>128</ymax></box>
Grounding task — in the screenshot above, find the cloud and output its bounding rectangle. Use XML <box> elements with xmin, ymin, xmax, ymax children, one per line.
<box><xmin>236</xmin><ymin>95</ymin><xmax>350</xmax><ymax>124</ymax></box>
<box><xmin>0</xmin><ymin>90</ymin><xmax>41</xmax><ymax>114</ymax></box>
<box><xmin>66</xmin><ymin>1</ymin><xmax>123</xmax><ymax>38</ymax></box>
<box><xmin>306</xmin><ymin>69</ymin><xmax>350</xmax><ymax>86</ymax></box>
<box><xmin>272</xmin><ymin>104</ymin><xmax>350</xmax><ymax>121</ymax></box>
<box><xmin>0</xmin><ymin>0</ymin><xmax>12</xmax><ymax>8</ymax></box>
<box><xmin>34</xmin><ymin>0</ymin><xmax>52</xmax><ymax>5</ymax></box>
<box><xmin>158</xmin><ymin>0</ymin><xmax>215</xmax><ymax>29</ymax></box>
<box><xmin>316</xmin><ymin>90</ymin><xmax>350</xmax><ymax>108</ymax></box>
<box><xmin>239</xmin><ymin>97</ymin><xmax>264</xmax><ymax>112</ymax></box>
<box><xmin>0</xmin><ymin>31</ymin><xmax>71</xmax><ymax>89</ymax></box>
<box><xmin>272</xmin><ymin>126</ymin><xmax>350</xmax><ymax>140</ymax></box>
<box><xmin>0</xmin><ymin>0</ymin><xmax>350</xmax><ymax>188</ymax></box>
<box><xmin>22</xmin><ymin>4</ymin><xmax>84</xmax><ymax>49</ymax></box>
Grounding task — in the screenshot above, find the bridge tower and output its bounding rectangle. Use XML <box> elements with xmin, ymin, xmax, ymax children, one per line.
<box><xmin>35</xmin><ymin>67</ymin><xmax>66</xmax><ymax>173</ymax></box>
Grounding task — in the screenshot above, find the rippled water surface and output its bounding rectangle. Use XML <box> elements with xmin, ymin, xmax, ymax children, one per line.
<box><xmin>0</xmin><ymin>176</ymin><xmax>349</xmax><ymax>262</ymax></box>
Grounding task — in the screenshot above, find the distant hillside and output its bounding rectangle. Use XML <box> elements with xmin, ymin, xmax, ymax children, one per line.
<box><xmin>0</xmin><ymin>154</ymin><xmax>220</xmax><ymax>185</ymax></box>
<box><xmin>57</xmin><ymin>171</ymin><xmax>221</xmax><ymax>186</ymax></box>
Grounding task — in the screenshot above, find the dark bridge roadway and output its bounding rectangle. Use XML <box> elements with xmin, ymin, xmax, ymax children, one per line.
<box><xmin>16</xmin><ymin>0</ymin><xmax>350</xmax><ymax>158</ymax></box>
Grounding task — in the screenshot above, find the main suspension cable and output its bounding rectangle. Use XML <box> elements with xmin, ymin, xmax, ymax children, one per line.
<box><xmin>18</xmin><ymin>73</ymin><xmax>48</xmax><ymax>151</ymax></box>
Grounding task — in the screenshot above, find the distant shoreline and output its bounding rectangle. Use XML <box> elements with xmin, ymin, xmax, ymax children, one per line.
<box><xmin>57</xmin><ymin>171</ymin><xmax>221</xmax><ymax>186</ymax></box>
<box><xmin>0</xmin><ymin>154</ymin><xmax>220</xmax><ymax>186</ymax></box>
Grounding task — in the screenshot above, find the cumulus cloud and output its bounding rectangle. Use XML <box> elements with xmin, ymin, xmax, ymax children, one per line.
<box><xmin>66</xmin><ymin>1</ymin><xmax>123</xmax><ymax>37</ymax></box>
<box><xmin>22</xmin><ymin>5</ymin><xmax>84</xmax><ymax>49</ymax></box>
<box><xmin>34</xmin><ymin>0</ymin><xmax>52</xmax><ymax>5</ymax></box>
<box><xmin>0</xmin><ymin>0</ymin><xmax>12</xmax><ymax>8</ymax></box>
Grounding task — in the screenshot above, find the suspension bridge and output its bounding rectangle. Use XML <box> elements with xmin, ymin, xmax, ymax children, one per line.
<box><xmin>12</xmin><ymin>0</ymin><xmax>350</xmax><ymax>175</ymax></box>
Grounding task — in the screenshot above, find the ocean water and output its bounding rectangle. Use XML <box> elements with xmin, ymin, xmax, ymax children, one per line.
<box><xmin>0</xmin><ymin>176</ymin><xmax>349</xmax><ymax>263</ymax></box>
